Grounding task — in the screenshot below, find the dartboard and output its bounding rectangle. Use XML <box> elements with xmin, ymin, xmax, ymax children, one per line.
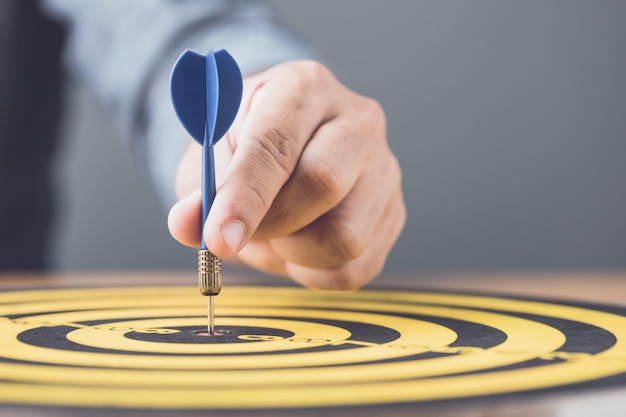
<box><xmin>1</xmin><ymin>286</ymin><xmax>625</xmax><ymax>410</ymax></box>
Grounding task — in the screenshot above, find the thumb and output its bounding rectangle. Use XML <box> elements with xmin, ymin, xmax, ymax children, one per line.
<box><xmin>201</xmin><ymin>131</ymin><xmax>293</xmax><ymax>258</ymax></box>
<box><xmin>202</xmin><ymin>110</ymin><xmax>311</xmax><ymax>258</ymax></box>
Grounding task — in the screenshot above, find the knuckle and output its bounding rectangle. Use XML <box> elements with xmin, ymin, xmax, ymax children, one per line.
<box><xmin>393</xmin><ymin>189</ymin><xmax>408</xmax><ymax>237</ymax></box>
<box><xmin>274</xmin><ymin>60</ymin><xmax>332</xmax><ymax>92</ymax></box>
<box><xmin>375</xmin><ymin>147</ymin><xmax>403</xmax><ymax>192</ymax></box>
<box><xmin>363</xmin><ymin>96</ymin><xmax>386</xmax><ymax>121</ymax></box>
<box><xmin>387</xmin><ymin>152</ymin><xmax>403</xmax><ymax>186</ymax></box>
<box><xmin>329</xmin><ymin>268</ymin><xmax>361</xmax><ymax>291</ymax></box>
<box><xmin>246</xmin><ymin>172</ymin><xmax>274</xmax><ymax>214</ymax></box>
<box><xmin>299</xmin><ymin>60</ymin><xmax>332</xmax><ymax>83</ymax></box>
<box><xmin>357</xmin><ymin>96</ymin><xmax>387</xmax><ymax>137</ymax></box>
<box><xmin>327</xmin><ymin>222</ymin><xmax>364</xmax><ymax>263</ymax></box>
<box><xmin>331</xmin><ymin>249</ymin><xmax>387</xmax><ymax>291</ymax></box>
<box><xmin>252</xmin><ymin>124</ymin><xmax>298</xmax><ymax>178</ymax></box>
<box><xmin>370</xmin><ymin>256</ymin><xmax>386</xmax><ymax>280</ymax></box>
<box><xmin>398</xmin><ymin>200</ymin><xmax>408</xmax><ymax>230</ymax></box>
<box><xmin>326</xmin><ymin>248</ymin><xmax>386</xmax><ymax>291</ymax></box>
<box><xmin>301</xmin><ymin>158</ymin><xmax>344</xmax><ymax>204</ymax></box>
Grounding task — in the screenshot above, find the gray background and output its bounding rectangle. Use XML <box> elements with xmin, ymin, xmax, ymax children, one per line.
<box><xmin>53</xmin><ymin>1</ymin><xmax>626</xmax><ymax>278</ymax></box>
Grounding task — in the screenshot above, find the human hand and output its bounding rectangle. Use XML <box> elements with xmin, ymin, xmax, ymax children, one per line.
<box><xmin>168</xmin><ymin>61</ymin><xmax>405</xmax><ymax>290</ymax></box>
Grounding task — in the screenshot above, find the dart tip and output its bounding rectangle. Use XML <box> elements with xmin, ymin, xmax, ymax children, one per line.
<box><xmin>207</xmin><ymin>295</ymin><xmax>215</xmax><ymax>335</ymax></box>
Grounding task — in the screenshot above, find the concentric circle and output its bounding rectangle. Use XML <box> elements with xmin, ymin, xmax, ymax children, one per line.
<box><xmin>0</xmin><ymin>286</ymin><xmax>625</xmax><ymax>410</ymax></box>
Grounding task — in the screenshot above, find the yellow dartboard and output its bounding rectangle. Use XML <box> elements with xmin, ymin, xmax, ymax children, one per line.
<box><xmin>0</xmin><ymin>286</ymin><xmax>625</xmax><ymax>410</ymax></box>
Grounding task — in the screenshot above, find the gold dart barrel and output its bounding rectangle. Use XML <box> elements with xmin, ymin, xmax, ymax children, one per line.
<box><xmin>198</xmin><ymin>250</ymin><xmax>222</xmax><ymax>296</ymax></box>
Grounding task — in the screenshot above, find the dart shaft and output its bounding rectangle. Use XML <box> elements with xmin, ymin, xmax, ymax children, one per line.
<box><xmin>200</xmin><ymin>144</ymin><xmax>216</xmax><ymax>251</ymax></box>
<box><xmin>207</xmin><ymin>296</ymin><xmax>215</xmax><ymax>334</ymax></box>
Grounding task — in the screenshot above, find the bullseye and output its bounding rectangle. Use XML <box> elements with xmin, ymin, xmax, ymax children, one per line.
<box><xmin>0</xmin><ymin>285</ymin><xmax>625</xmax><ymax>410</ymax></box>
<box><xmin>194</xmin><ymin>329</ymin><xmax>232</xmax><ymax>337</ymax></box>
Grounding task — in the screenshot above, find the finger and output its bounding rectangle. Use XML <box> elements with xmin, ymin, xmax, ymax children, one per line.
<box><xmin>214</xmin><ymin>134</ymin><xmax>235</xmax><ymax>188</ymax></box>
<box><xmin>255</xmin><ymin>112</ymin><xmax>373</xmax><ymax>238</ymax></box>
<box><xmin>167</xmin><ymin>190</ymin><xmax>202</xmax><ymax>247</ymax></box>
<box><xmin>175</xmin><ymin>136</ymin><xmax>236</xmax><ymax>198</ymax></box>
<box><xmin>204</xmin><ymin>63</ymin><xmax>340</xmax><ymax>258</ymax></box>
<box><xmin>270</xmin><ymin>147</ymin><xmax>402</xmax><ymax>269</ymax></box>
<box><xmin>174</xmin><ymin>141</ymin><xmax>201</xmax><ymax>200</ymax></box>
<box><xmin>235</xmin><ymin>238</ymin><xmax>289</xmax><ymax>277</ymax></box>
<box><xmin>285</xmin><ymin>186</ymin><xmax>407</xmax><ymax>290</ymax></box>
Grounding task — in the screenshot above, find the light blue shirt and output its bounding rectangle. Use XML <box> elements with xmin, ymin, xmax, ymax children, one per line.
<box><xmin>41</xmin><ymin>0</ymin><xmax>319</xmax><ymax>206</ymax></box>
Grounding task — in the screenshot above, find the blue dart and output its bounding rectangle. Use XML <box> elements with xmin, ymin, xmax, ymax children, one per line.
<box><xmin>170</xmin><ymin>48</ymin><xmax>243</xmax><ymax>334</ymax></box>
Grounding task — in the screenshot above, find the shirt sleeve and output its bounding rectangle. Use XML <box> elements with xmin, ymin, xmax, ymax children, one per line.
<box><xmin>40</xmin><ymin>0</ymin><xmax>320</xmax><ymax>206</ymax></box>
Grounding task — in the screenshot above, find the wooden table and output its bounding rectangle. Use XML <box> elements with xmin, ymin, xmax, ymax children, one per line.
<box><xmin>0</xmin><ymin>270</ymin><xmax>624</xmax><ymax>416</ymax></box>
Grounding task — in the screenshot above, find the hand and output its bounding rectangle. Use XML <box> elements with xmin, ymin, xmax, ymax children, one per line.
<box><xmin>168</xmin><ymin>61</ymin><xmax>405</xmax><ymax>290</ymax></box>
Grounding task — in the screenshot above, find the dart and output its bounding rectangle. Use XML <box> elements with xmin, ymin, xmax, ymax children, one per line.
<box><xmin>170</xmin><ymin>49</ymin><xmax>243</xmax><ymax>334</ymax></box>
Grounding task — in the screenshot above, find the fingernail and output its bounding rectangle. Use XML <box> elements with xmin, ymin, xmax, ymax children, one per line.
<box><xmin>221</xmin><ymin>221</ymin><xmax>245</xmax><ymax>253</ymax></box>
